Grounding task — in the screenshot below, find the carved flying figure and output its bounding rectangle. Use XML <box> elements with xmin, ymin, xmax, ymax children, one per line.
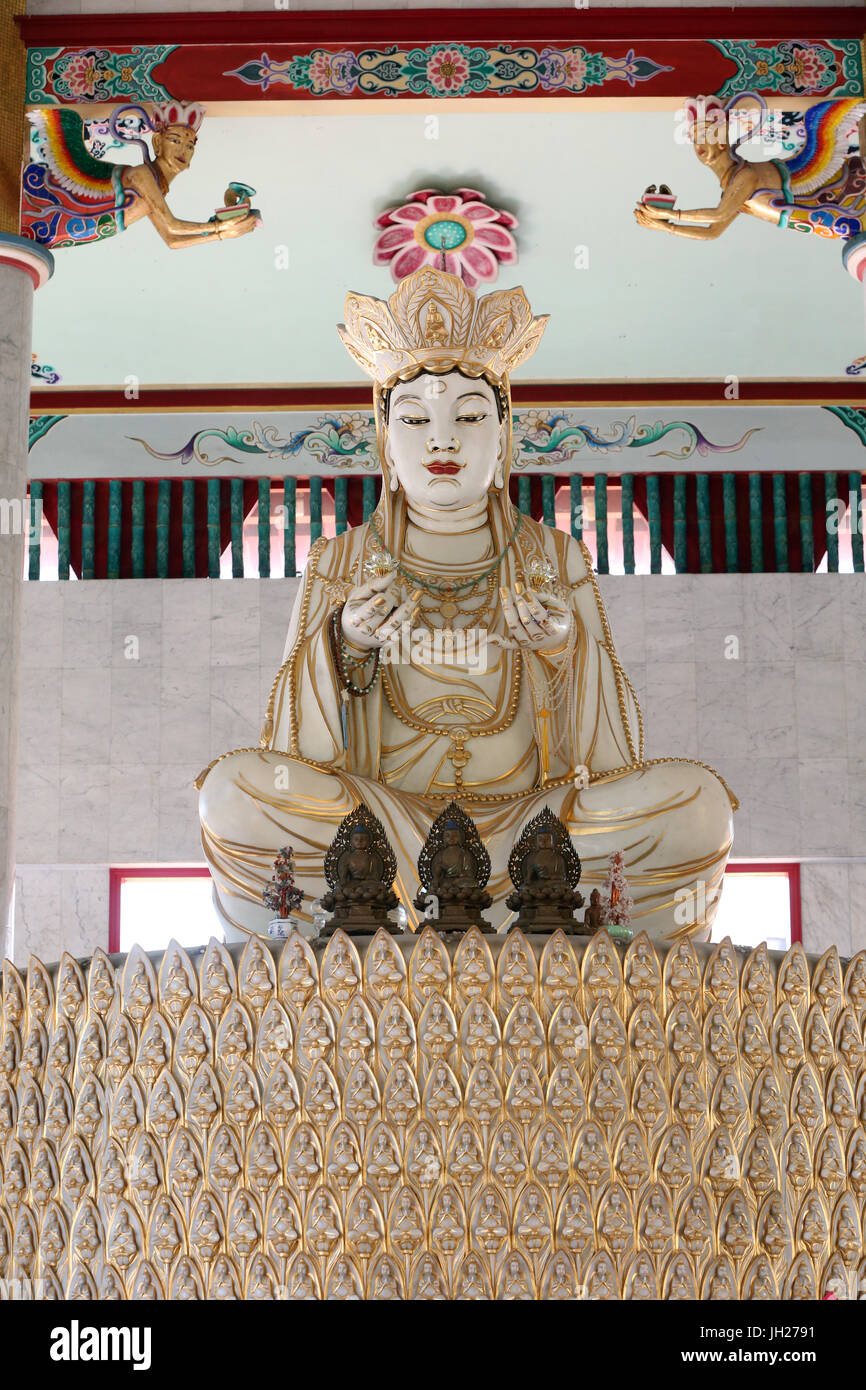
<box><xmin>23</xmin><ymin>103</ymin><xmax>260</xmax><ymax>251</ymax></box>
<box><xmin>635</xmin><ymin>96</ymin><xmax>866</xmax><ymax>245</ymax></box>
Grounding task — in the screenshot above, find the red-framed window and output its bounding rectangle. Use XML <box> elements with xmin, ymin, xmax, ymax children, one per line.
<box><xmin>712</xmin><ymin>862</ymin><xmax>801</xmax><ymax>952</ymax></box>
<box><xmin>108</xmin><ymin>867</ymin><xmax>216</xmax><ymax>955</ymax></box>
<box><xmin>108</xmin><ymin>861</ymin><xmax>802</xmax><ymax>956</ymax></box>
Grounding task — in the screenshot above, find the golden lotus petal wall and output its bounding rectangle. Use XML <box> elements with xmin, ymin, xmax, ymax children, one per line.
<box><xmin>1</xmin><ymin>928</ymin><xmax>865</xmax><ymax>1300</ymax></box>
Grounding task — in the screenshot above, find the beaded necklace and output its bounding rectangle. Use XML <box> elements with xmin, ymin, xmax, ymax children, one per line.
<box><xmin>368</xmin><ymin>511</ymin><xmax>522</xmax><ymax>598</ymax></box>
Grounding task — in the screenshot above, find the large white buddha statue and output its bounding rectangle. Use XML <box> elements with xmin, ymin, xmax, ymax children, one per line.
<box><xmin>198</xmin><ymin>268</ymin><xmax>735</xmax><ymax>941</ymax></box>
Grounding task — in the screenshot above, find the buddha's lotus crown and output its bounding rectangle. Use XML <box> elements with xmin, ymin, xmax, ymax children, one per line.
<box><xmin>338</xmin><ymin>267</ymin><xmax>548</xmax><ymax>389</ymax></box>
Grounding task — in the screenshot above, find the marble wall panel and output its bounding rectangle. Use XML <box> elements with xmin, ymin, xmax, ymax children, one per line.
<box><xmin>800</xmin><ymin>861</ymin><xmax>852</xmax><ymax>957</ymax></box>
<box><xmin>13</xmin><ymin>864</ymin><xmax>109</xmax><ymax>968</ymax></box>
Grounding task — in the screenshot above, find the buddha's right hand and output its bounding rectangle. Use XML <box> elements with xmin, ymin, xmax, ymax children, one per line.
<box><xmin>341</xmin><ymin>573</ymin><xmax>419</xmax><ymax>651</ymax></box>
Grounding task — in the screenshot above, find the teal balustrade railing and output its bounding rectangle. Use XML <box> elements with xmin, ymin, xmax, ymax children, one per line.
<box><xmin>24</xmin><ymin>472</ymin><xmax>866</xmax><ymax>579</ymax></box>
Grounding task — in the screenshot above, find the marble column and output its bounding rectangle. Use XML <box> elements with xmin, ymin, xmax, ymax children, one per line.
<box><xmin>0</xmin><ymin>233</ymin><xmax>54</xmax><ymax>959</ymax></box>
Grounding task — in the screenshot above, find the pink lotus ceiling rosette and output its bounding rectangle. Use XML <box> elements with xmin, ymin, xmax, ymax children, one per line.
<box><xmin>373</xmin><ymin>187</ymin><xmax>518</xmax><ymax>289</ymax></box>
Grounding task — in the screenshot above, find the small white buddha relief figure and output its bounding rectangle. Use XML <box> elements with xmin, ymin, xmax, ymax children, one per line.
<box><xmin>376</xmin><ymin>997</ymin><xmax>417</xmax><ymax>1075</ymax></box>
<box><xmin>99</xmin><ymin>1267</ymin><xmax>125</xmax><ymax>1301</ymax></box>
<box><xmin>454</xmin><ymin>1253</ymin><xmax>490</xmax><ymax>1301</ymax></box>
<box><xmin>423</xmin><ymin>1060</ymin><xmax>462</xmax><ymax>1129</ymax></box>
<box><xmin>453</xmin><ymin>929</ymin><xmax>495</xmax><ymax>1008</ymax></box>
<box><xmin>406</xmin><ymin>1122</ymin><xmax>443</xmax><ymax>1192</ymax></box>
<box><xmin>223</xmin><ymin>1061</ymin><xmax>259</xmax><ymax>1133</ymax></box>
<box><xmin>342</xmin><ymin>1060</ymin><xmax>380</xmax><ymax>1132</ymax></box>
<box><xmin>265</xmin><ymin>1188</ymin><xmax>301</xmax><ymax>1262</ymax></box>
<box><xmin>2</xmin><ymin>963</ymin><xmax>25</xmax><ymax>1029</ymax></box>
<box><xmin>303</xmin><ymin>1060</ymin><xmax>340</xmax><ymax>1129</ymax></box>
<box><xmin>365</xmin><ymin>1123</ymin><xmax>402</xmax><ymax>1195</ymax></box>
<box><xmin>346</xmin><ymin>1187</ymin><xmax>385</xmax><ymax>1262</ymax></box>
<box><xmin>514</xmin><ymin>1185</ymin><xmax>552</xmax><ymax>1258</ymax></box>
<box><xmin>542</xmin><ymin>1252</ymin><xmax>577</xmax><ymax>1301</ymax></box>
<box><xmin>364</xmin><ymin>930</ymin><xmax>407</xmax><ymax>1010</ymax></box>
<box><xmin>326</xmin><ymin>1256</ymin><xmax>363</xmax><ymax>1301</ymax></box>
<box><xmin>539</xmin><ymin>931</ymin><xmax>580</xmax><ymax>1010</ymax></box>
<box><xmin>255</xmin><ymin>1000</ymin><xmax>292</xmax><ymax>1076</ymax></box>
<box><xmin>546</xmin><ymin>1060</ymin><xmax>586</xmax><ymax>1129</ymax></box>
<box><xmin>382</xmin><ymin>1061</ymin><xmax>420</xmax><ymax>1129</ymax></box>
<box><xmin>239</xmin><ymin>938</ymin><xmax>277</xmax><ymax>1018</ymax></box>
<box><xmin>305</xmin><ymin>1189</ymin><xmax>342</xmax><ymax>1259</ymax></box>
<box><xmin>325</xmin><ymin>1123</ymin><xmax>361</xmax><ymax>1191</ymax></box>
<box><xmin>412</xmin><ymin>1252</ymin><xmax>448</xmax><ymax>1301</ymax></box>
<box><xmin>87</xmin><ymin>949</ymin><xmax>117</xmax><ymax>1018</ymax></box>
<box><xmin>408</xmin><ymin>929</ymin><xmax>450</xmax><ymax>1007</ymax></box>
<box><xmin>663</xmin><ymin>1252</ymin><xmax>698</xmax><ymax>1301</ymax></box>
<box><xmin>171</xmin><ymin>1258</ymin><xmax>204</xmax><ymax>1302</ymax></box>
<box><xmin>287</xmin><ymin>1253</ymin><xmax>320</xmax><ymax>1301</ymax></box>
<box><xmin>286</xmin><ymin>1124</ymin><xmax>322</xmax><ymax>1193</ymax></box>
<box><xmin>278</xmin><ymin>934</ymin><xmax>318</xmax><ymax>1017</ymax></box>
<box><xmin>498</xmin><ymin>1252</ymin><xmax>534</xmax><ymax>1300</ymax></box>
<box><xmin>186</xmin><ymin>1195</ymin><xmax>223</xmax><ymax>1273</ymax></box>
<box><xmin>388</xmin><ymin>1187</ymin><xmax>425</xmax><ymax>1260</ymax></box>
<box><xmin>531</xmin><ymin>1122</ymin><xmax>569</xmax><ymax>1192</ymax></box>
<box><xmin>465</xmin><ymin>1060</ymin><xmax>502</xmax><ymax>1130</ymax></box>
<box><xmin>247</xmin><ymin>1254</ymin><xmax>278</xmax><ymax>1301</ymax></box>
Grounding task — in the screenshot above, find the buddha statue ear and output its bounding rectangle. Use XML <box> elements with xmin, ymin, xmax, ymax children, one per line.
<box><xmin>492</xmin><ymin>411</ymin><xmax>508</xmax><ymax>492</ymax></box>
<box><xmin>381</xmin><ymin>423</ymin><xmax>400</xmax><ymax>492</ymax></box>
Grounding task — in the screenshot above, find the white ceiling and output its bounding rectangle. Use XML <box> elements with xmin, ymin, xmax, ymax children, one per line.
<box><xmin>31</xmin><ymin>106</ymin><xmax>865</xmax><ymax>387</ymax></box>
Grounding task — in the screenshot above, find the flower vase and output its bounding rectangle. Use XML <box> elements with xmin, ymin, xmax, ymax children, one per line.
<box><xmin>268</xmin><ymin>915</ymin><xmax>299</xmax><ymax>941</ymax></box>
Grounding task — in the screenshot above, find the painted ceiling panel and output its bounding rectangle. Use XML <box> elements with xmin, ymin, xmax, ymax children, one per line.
<box><xmin>30</xmin><ymin>106</ymin><xmax>864</xmax><ymax>387</ymax></box>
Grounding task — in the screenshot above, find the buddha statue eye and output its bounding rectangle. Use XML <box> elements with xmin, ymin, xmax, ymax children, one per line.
<box><xmin>456</xmin><ymin>412</ymin><xmax>486</xmax><ymax>424</ymax></box>
<box><xmin>396</xmin><ymin>414</ymin><xmax>429</xmax><ymax>427</ymax></box>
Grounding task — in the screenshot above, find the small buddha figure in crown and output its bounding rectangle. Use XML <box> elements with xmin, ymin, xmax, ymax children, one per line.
<box><xmin>23</xmin><ymin>101</ymin><xmax>260</xmax><ymax>251</ymax></box>
<box><xmin>199</xmin><ymin>266</ymin><xmax>735</xmax><ymax>941</ymax></box>
<box><xmin>414</xmin><ymin>802</ymin><xmax>493</xmax><ymax>934</ymax></box>
<box><xmin>505</xmin><ymin>805</ymin><xmax>584</xmax><ymax>933</ymax></box>
<box><xmin>318</xmin><ymin>803</ymin><xmax>400</xmax><ymax>937</ymax></box>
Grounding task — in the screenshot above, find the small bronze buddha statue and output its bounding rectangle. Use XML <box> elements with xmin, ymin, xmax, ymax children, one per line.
<box><xmin>505</xmin><ymin>807</ymin><xmax>584</xmax><ymax>934</ymax></box>
<box><xmin>318</xmin><ymin>804</ymin><xmax>400</xmax><ymax>937</ymax></box>
<box><xmin>414</xmin><ymin>802</ymin><xmax>493</xmax><ymax>935</ymax></box>
<box><xmin>581</xmin><ymin>888</ymin><xmax>608</xmax><ymax>936</ymax></box>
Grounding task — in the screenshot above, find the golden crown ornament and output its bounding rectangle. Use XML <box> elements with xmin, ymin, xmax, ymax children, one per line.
<box><xmin>337</xmin><ymin>266</ymin><xmax>549</xmax><ymax>389</ymax></box>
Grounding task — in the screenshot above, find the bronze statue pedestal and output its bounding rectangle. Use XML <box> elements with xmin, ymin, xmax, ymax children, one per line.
<box><xmin>317</xmin><ymin>900</ymin><xmax>401</xmax><ymax>939</ymax></box>
<box><xmin>414</xmin><ymin>891</ymin><xmax>495</xmax><ymax>937</ymax></box>
<box><xmin>506</xmin><ymin>900</ymin><xmax>582</xmax><ymax>935</ymax></box>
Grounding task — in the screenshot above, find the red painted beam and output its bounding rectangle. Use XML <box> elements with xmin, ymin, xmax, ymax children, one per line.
<box><xmin>30</xmin><ymin>381</ymin><xmax>866</xmax><ymax>413</ymax></box>
<box><xmin>17</xmin><ymin>7</ymin><xmax>866</xmax><ymax>47</ymax></box>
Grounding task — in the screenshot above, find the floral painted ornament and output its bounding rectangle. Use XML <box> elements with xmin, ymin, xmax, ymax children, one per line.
<box><xmin>373</xmin><ymin>188</ymin><xmax>517</xmax><ymax>289</ymax></box>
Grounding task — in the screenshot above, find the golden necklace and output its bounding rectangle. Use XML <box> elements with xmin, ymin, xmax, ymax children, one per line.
<box><xmin>381</xmin><ymin>652</ymin><xmax>523</xmax><ymax>791</ymax></box>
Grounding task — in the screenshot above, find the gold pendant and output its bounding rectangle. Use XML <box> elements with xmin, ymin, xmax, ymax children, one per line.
<box><xmin>441</xmin><ymin>600</ymin><xmax>458</xmax><ymax>620</ymax></box>
<box><xmin>448</xmin><ymin>730</ymin><xmax>471</xmax><ymax>778</ymax></box>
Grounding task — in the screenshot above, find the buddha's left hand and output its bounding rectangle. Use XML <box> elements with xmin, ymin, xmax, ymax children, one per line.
<box><xmin>496</xmin><ymin>584</ymin><xmax>572</xmax><ymax>652</ymax></box>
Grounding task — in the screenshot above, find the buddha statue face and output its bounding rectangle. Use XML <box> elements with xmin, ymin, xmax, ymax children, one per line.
<box><xmin>384</xmin><ymin>370</ymin><xmax>505</xmax><ymax>511</ymax></box>
<box><xmin>151</xmin><ymin>124</ymin><xmax>197</xmax><ymax>178</ymax></box>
